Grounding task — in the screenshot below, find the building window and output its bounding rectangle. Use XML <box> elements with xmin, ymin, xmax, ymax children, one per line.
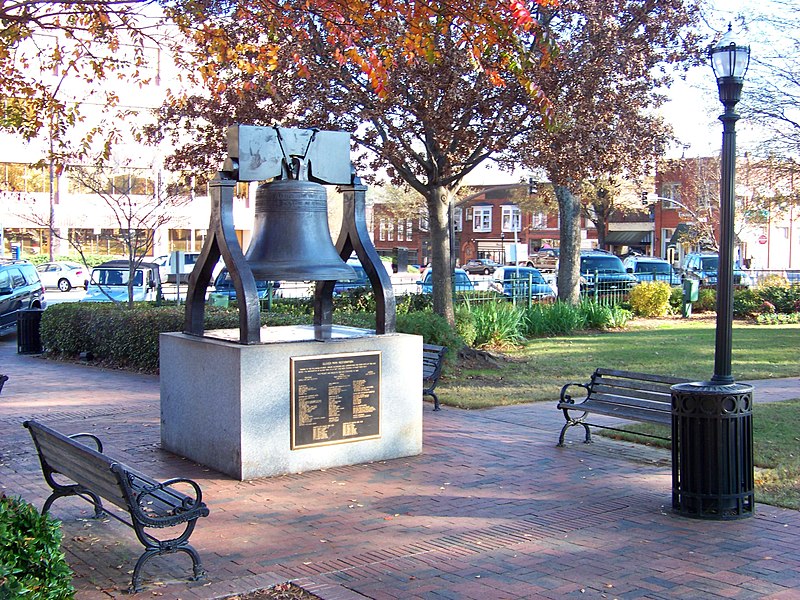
<box><xmin>396</xmin><ymin>219</ymin><xmax>404</xmax><ymax>242</ymax></box>
<box><xmin>0</xmin><ymin>163</ymin><xmax>50</xmax><ymax>193</ymax></box>
<box><xmin>531</xmin><ymin>212</ymin><xmax>548</xmax><ymax>229</ymax></box>
<box><xmin>501</xmin><ymin>206</ymin><xmax>521</xmax><ymax>232</ymax></box>
<box><xmin>473</xmin><ymin>206</ymin><xmax>492</xmax><ymax>232</ymax></box>
<box><xmin>419</xmin><ymin>215</ymin><xmax>429</xmax><ymax>232</ymax></box>
<box><xmin>387</xmin><ymin>220</ymin><xmax>394</xmax><ymax>241</ymax></box>
<box><xmin>406</xmin><ymin>219</ymin><xmax>413</xmax><ymax>241</ymax></box>
<box><xmin>379</xmin><ymin>219</ymin><xmax>386</xmax><ymax>241</ymax></box>
<box><xmin>660</xmin><ymin>182</ymin><xmax>681</xmax><ymax>209</ymax></box>
<box><xmin>453</xmin><ymin>207</ymin><xmax>463</xmax><ymax>232</ymax></box>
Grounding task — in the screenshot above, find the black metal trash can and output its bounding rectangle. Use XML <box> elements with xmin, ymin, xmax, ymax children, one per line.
<box><xmin>671</xmin><ymin>381</ymin><xmax>754</xmax><ymax>520</ymax></box>
<box><xmin>17</xmin><ymin>308</ymin><xmax>44</xmax><ymax>354</ymax></box>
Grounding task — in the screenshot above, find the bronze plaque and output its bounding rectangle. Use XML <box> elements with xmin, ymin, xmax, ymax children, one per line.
<box><xmin>290</xmin><ymin>351</ymin><xmax>381</xmax><ymax>449</ymax></box>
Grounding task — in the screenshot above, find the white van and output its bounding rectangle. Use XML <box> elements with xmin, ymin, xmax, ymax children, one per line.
<box><xmin>158</xmin><ymin>251</ymin><xmax>201</xmax><ymax>284</ymax></box>
<box><xmin>82</xmin><ymin>260</ymin><xmax>161</xmax><ymax>302</ymax></box>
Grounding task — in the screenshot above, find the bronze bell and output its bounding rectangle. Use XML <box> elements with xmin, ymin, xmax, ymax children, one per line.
<box><xmin>244</xmin><ymin>179</ymin><xmax>356</xmax><ymax>281</ymax></box>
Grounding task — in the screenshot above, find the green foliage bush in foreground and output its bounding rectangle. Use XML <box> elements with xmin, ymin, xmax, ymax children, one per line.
<box><xmin>0</xmin><ymin>495</ymin><xmax>74</xmax><ymax>599</ymax></box>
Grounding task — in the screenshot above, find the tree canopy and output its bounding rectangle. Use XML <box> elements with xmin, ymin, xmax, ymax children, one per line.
<box><xmin>519</xmin><ymin>0</ymin><xmax>701</xmax><ymax>302</ymax></box>
<box><xmin>152</xmin><ymin>0</ymin><xmax>558</xmax><ymax>324</ymax></box>
<box><xmin>0</xmin><ymin>1</ymin><xmax>163</xmax><ymax>160</ymax></box>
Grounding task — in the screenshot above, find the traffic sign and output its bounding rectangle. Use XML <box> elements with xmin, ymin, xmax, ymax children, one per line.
<box><xmin>758</xmin><ymin>234</ymin><xmax>768</xmax><ymax>245</ymax></box>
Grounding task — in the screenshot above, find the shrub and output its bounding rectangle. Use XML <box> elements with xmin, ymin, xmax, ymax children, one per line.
<box><xmin>395</xmin><ymin>311</ymin><xmax>464</xmax><ymax>355</ymax></box>
<box><xmin>454</xmin><ymin>305</ymin><xmax>477</xmax><ymax>348</ymax></box>
<box><xmin>579</xmin><ymin>300</ymin><xmax>613</xmax><ymax>329</ymax></box>
<box><xmin>756</xmin><ymin>312</ymin><xmax>800</xmax><ymax>325</ymax></box>
<box><xmin>668</xmin><ymin>286</ymin><xmax>684</xmax><ymax>313</ymax></box>
<box><xmin>0</xmin><ymin>494</ymin><xmax>74</xmax><ymax>599</ymax></box>
<box><xmin>40</xmin><ymin>303</ymin><xmax>310</xmax><ymax>372</ymax></box>
<box><xmin>522</xmin><ymin>301</ymin><xmax>585</xmax><ymax>337</ymax></box>
<box><xmin>608</xmin><ymin>305</ymin><xmax>633</xmax><ymax>328</ymax></box>
<box><xmin>758</xmin><ymin>285</ymin><xmax>800</xmax><ymax>314</ymax></box>
<box><xmin>694</xmin><ymin>288</ymin><xmax>717</xmax><ymax>312</ymax></box>
<box><xmin>628</xmin><ymin>281</ymin><xmax>672</xmax><ymax>317</ymax></box>
<box><xmin>733</xmin><ymin>288</ymin><xmax>761</xmax><ymax>318</ymax></box>
<box><xmin>467</xmin><ymin>301</ymin><xmax>525</xmax><ymax>349</ymax></box>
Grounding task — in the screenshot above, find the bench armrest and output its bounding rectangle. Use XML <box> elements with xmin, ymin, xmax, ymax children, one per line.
<box><xmin>69</xmin><ymin>432</ymin><xmax>103</xmax><ymax>453</ymax></box>
<box><xmin>136</xmin><ymin>477</ymin><xmax>206</xmax><ymax>514</ymax></box>
<box><xmin>559</xmin><ymin>382</ymin><xmax>590</xmax><ymax>404</ymax></box>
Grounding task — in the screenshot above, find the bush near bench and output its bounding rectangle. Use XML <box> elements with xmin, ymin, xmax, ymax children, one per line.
<box><xmin>0</xmin><ymin>494</ymin><xmax>74</xmax><ymax>599</ymax></box>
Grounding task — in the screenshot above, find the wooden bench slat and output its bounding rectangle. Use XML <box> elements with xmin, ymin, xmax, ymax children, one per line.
<box><xmin>592</xmin><ymin>377</ymin><xmax>676</xmax><ymax>396</ymax></box>
<box><xmin>594</xmin><ymin>368</ymin><xmax>690</xmax><ymax>385</ymax></box>
<box><xmin>589</xmin><ymin>391</ymin><xmax>672</xmax><ymax>410</ymax></box>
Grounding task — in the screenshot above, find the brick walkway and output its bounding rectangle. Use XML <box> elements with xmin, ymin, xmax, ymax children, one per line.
<box><xmin>1</xmin><ymin>334</ymin><xmax>798</xmax><ymax>599</ymax></box>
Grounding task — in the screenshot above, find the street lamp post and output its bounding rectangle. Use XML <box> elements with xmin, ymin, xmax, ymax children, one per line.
<box><xmin>671</xmin><ymin>25</ymin><xmax>754</xmax><ymax>520</ymax></box>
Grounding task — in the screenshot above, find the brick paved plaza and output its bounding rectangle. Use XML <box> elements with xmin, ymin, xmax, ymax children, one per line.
<box><xmin>1</xmin><ymin>336</ymin><xmax>798</xmax><ymax>599</ymax></box>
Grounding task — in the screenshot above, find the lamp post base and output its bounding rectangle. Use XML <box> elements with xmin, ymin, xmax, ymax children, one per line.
<box><xmin>671</xmin><ymin>381</ymin><xmax>754</xmax><ymax>520</ymax></box>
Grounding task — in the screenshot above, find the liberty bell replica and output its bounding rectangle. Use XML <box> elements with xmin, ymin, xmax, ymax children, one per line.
<box><xmin>245</xmin><ymin>177</ymin><xmax>355</xmax><ymax>282</ymax></box>
<box><xmin>184</xmin><ymin>125</ymin><xmax>395</xmax><ymax>345</ymax></box>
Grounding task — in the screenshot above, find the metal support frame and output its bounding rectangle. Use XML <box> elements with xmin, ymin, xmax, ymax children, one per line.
<box><xmin>314</xmin><ymin>176</ymin><xmax>395</xmax><ymax>339</ymax></box>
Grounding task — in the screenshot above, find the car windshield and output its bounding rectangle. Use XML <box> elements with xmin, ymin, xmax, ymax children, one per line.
<box><xmin>637</xmin><ymin>262</ymin><xmax>671</xmax><ymax>275</ymax></box>
<box><xmin>93</xmin><ymin>269</ymin><xmax>143</xmax><ymax>286</ymax></box>
<box><xmin>582</xmin><ymin>256</ymin><xmax>624</xmax><ymax>273</ymax></box>
<box><xmin>700</xmin><ymin>257</ymin><xmax>719</xmax><ymax>270</ymax></box>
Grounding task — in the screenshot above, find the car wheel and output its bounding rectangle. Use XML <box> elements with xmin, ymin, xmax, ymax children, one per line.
<box><xmin>57</xmin><ymin>278</ymin><xmax>72</xmax><ymax>292</ymax></box>
<box><xmin>483</xmin><ymin>268</ymin><xmax>490</xmax><ymax>274</ymax></box>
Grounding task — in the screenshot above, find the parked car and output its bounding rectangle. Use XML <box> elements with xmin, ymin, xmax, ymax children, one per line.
<box><xmin>82</xmin><ymin>260</ymin><xmax>161</xmax><ymax>302</ymax></box>
<box><xmin>35</xmin><ymin>261</ymin><xmax>89</xmax><ymax>291</ymax></box>
<box><xmin>0</xmin><ymin>260</ymin><xmax>47</xmax><ymax>334</ymax></box>
<box><xmin>417</xmin><ymin>269</ymin><xmax>474</xmax><ymax>294</ymax></box>
<box><xmin>211</xmin><ymin>268</ymin><xmax>280</xmax><ymax>300</ymax></box>
<box><xmin>463</xmin><ymin>258</ymin><xmax>501</xmax><ymax>275</ymax></box>
<box><xmin>579</xmin><ymin>250</ymin><xmax>638</xmax><ymax>292</ymax></box>
<box><xmin>622</xmin><ymin>256</ymin><xmax>681</xmax><ymax>286</ymax></box>
<box><xmin>489</xmin><ymin>266</ymin><xmax>556</xmax><ymax>301</ymax></box>
<box><xmin>681</xmin><ymin>252</ymin><xmax>753</xmax><ymax>288</ymax></box>
<box><xmin>333</xmin><ymin>260</ymin><xmax>370</xmax><ymax>295</ymax></box>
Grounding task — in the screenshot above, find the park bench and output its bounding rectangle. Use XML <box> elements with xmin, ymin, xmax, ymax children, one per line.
<box><xmin>556</xmin><ymin>368</ymin><xmax>691</xmax><ymax>446</ymax></box>
<box><xmin>423</xmin><ymin>343</ymin><xmax>447</xmax><ymax>411</ymax></box>
<box><xmin>23</xmin><ymin>419</ymin><xmax>209</xmax><ymax>593</ymax></box>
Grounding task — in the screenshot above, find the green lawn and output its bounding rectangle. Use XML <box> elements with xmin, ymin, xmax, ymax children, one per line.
<box><xmin>437</xmin><ymin>319</ymin><xmax>800</xmax><ymax>509</ymax></box>
<box><xmin>438</xmin><ymin>320</ymin><xmax>800</xmax><ymax>409</ymax></box>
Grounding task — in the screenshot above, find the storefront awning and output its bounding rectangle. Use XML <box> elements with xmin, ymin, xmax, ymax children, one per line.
<box><xmin>669</xmin><ymin>223</ymin><xmax>691</xmax><ymax>244</ymax></box>
<box><xmin>605</xmin><ymin>231</ymin><xmax>652</xmax><ymax>245</ymax></box>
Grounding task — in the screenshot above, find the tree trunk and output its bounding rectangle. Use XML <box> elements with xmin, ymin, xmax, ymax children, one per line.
<box><xmin>595</xmin><ymin>218</ymin><xmax>607</xmax><ymax>250</ymax></box>
<box><xmin>425</xmin><ymin>186</ymin><xmax>455</xmax><ymax>326</ymax></box>
<box><xmin>555</xmin><ymin>185</ymin><xmax>582</xmax><ymax>305</ymax></box>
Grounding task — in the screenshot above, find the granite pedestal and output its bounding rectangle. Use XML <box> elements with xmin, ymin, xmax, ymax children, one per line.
<box><xmin>160</xmin><ymin>326</ymin><xmax>423</xmax><ymax>480</ymax></box>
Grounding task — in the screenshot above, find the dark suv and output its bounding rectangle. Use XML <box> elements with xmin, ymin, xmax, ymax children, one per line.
<box><xmin>0</xmin><ymin>260</ymin><xmax>47</xmax><ymax>335</ymax></box>
<box><xmin>681</xmin><ymin>252</ymin><xmax>752</xmax><ymax>288</ymax></box>
<box><xmin>579</xmin><ymin>250</ymin><xmax>638</xmax><ymax>293</ymax></box>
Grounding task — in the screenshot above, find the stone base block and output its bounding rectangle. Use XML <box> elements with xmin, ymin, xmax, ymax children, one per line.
<box><xmin>160</xmin><ymin>326</ymin><xmax>422</xmax><ymax>480</ymax></box>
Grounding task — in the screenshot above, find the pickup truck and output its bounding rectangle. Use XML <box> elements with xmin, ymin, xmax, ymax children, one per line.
<box><xmin>524</xmin><ymin>250</ymin><xmax>558</xmax><ymax>272</ymax></box>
